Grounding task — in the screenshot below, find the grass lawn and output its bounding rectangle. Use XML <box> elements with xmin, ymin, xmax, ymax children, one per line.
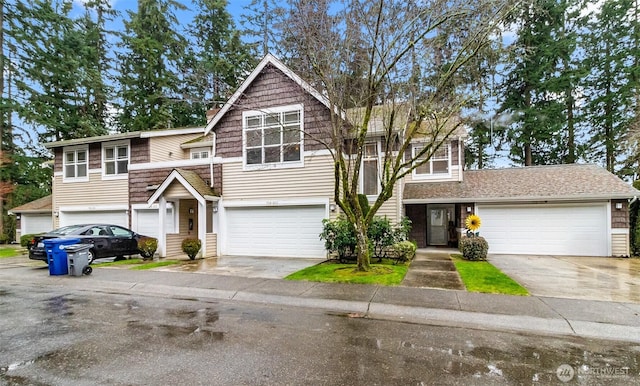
<box><xmin>0</xmin><ymin>248</ymin><xmax>18</xmax><ymax>258</ymax></box>
<box><xmin>93</xmin><ymin>258</ymin><xmax>181</xmax><ymax>271</ymax></box>
<box><xmin>285</xmin><ymin>260</ymin><xmax>408</xmax><ymax>285</ymax></box>
<box><xmin>451</xmin><ymin>254</ymin><xmax>529</xmax><ymax>296</ymax></box>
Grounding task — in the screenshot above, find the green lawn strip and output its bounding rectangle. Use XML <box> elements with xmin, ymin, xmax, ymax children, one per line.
<box><xmin>129</xmin><ymin>260</ymin><xmax>181</xmax><ymax>270</ymax></box>
<box><xmin>451</xmin><ymin>254</ymin><xmax>529</xmax><ymax>296</ymax></box>
<box><xmin>92</xmin><ymin>258</ymin><xmax>181</xmax><ymax>271</ymax></box>
<box><xmin>92</xmin><ymin>258</ymin><xmax>144</xmax><ymax>267</ymax></box>
<box><xmin>0</xmin><ymin>248</ymin><xmax>18</xmax><ymax>258</ymax></box>
<box><xmin>285</xmin><ymin>261</ymin><xmax>408</xmax><ymax>285</ymax></box>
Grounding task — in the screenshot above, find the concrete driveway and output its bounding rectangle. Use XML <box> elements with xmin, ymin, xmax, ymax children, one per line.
<box><xmin>488</xmin><ymin>254</ymin><xmax>640</xmax><ymax>303</ymax></box>
<box><xmin>157</xmin><ymin>255</ymin><xmax>325</xmax><ymax>279</ymax></box>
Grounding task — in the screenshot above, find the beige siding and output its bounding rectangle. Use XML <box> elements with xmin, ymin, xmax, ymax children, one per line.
<box><xmin>165</xmin><ymin>182</ymin><xmax>192</xmax><ymax>199</ymax></box>
<box><xmin>223</xmin><ymin>154</ymin><xmax>335</xmax><ymax>200</ymax></box>
<box><xmin>404</xmin><ymin>166</ymin><xmax>461</xmax><ymax>183</ymax></box>
<box><xmin>149</xmin><ymin>134</ymin><xmax>207</xmax><ymax>162</ymax></box>
<box><xmin>612</xmin><ymin>232</ymin><xmax>629</xmax><ymax>256</ymax></box>
<box><xmin>53</xmin><ymin>173</ymin><xmax>128</xmax><ymax>209</ymax></box>
<box><xmin>373</xmin><ymin>183</ymin><xmax>401</xmax><ymax>224</ymax></box>
<box><xmin>205</xmin><ymin>233</ymin><xmax>217</xmax><ymax>257</ymax></box>
<box><xmin>166</xmin><ymin>234</ymin><xmax>188</xmax><ymax>258</ymax></box>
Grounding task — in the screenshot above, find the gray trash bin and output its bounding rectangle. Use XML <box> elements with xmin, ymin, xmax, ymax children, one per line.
<box><xmin>65</xmin><ymin>244</ymin><xmax>93</xmax><ymax>276</ymax></box>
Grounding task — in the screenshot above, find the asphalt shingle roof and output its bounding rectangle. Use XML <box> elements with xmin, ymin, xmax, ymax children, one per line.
<box><xmin>8</xmin><ymin>195</ymin><xmax>52</xmax><ymax>213</ymax></box>
<box><xmin>173</xmin><ymin>169</ymin><xmax>217</xmax><ymax>198</ymax></box>
<box><xmin>403</xmin><ymin>164</ymin><xmax>640</xmax><ymax>203</ymax></box>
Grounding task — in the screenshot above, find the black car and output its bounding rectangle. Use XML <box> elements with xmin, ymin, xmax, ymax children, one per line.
<box><xmin>28</xmin><ymin>224</ymin><xmax>150</xmax><ymax>264</ymax></box>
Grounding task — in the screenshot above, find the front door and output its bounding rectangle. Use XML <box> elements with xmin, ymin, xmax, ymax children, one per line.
<box><xmin>427</xmin><ymin>205</ymin><xmax>453</xmax><ymax>246</ymax></box>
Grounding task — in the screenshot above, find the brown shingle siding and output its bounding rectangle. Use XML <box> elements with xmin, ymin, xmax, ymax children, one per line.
<box><xmin>131</xmin><ymin>138</ymin><xmax>149</xmax><ymax>164</ymax></box>
<box><xmin>213</xmin><ymin>64</ymin><xmax>332</xmax><ymax>157</ymax></box>
<box><xmin>611</xmin><ymin>200</ymin><xmax>629</xmax><ymax>228</ymax></box>
<box><xmin>129</xmin><ymin>165</ymin><xmax>221</xmax><ymax>204</ymax></box>
<box><xmin>89</xmin><ymin>143</ymin><xmax>101</xmax><ymax>169</ymax></box>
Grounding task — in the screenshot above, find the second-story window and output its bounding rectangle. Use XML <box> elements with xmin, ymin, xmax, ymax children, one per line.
<box><xmin>64</xmin><ymin>147</ymin><xmax>88</xmax><ymax>180</ymax></box>
<box><xmin>243</xmin><ymin>106</ymin><xmax>302</xmax><ymax>167</ymax></box>
<box><xmin>413</xmin><ymin>143</ymin><xmax>450</xmax><ymax>176</ymax></box>
<box><xmin>103</xmin><ymin>143</ymin><xmax>129</xmax><ymax>176</ymax></box>
<box><xmin>363</xmin><ymin>143</ymin><xmax>379</xmax><ymax>195</ymax></box>
<box><xmin>191</xmin><ymin>148</ymin><xmax>210</xmax><ymax>159</ymax></box>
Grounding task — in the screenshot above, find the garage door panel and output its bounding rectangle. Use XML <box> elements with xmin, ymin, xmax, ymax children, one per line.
<box><xmin>24</xmin><ymin>214</ymin><xmax>53</xmax><ymax>234</ymax></box>
<box><xmin>477</xmin><ymin>204</ymin><xmax>608</xmax><ymax>256</ymax></box>
<box><xmin>60</xmin><ymin>211</ymin><xmax>128</xmax><ymax>228</ymax></box>
<box><xmin>135</xmin><ymin>208</ymin><xmax>175</xmax><ymax>238</ymax></box>
<box><xmin>226</xmin><ymin>205</ymin><xmax>326</xmax><ymax>258</ymax></box>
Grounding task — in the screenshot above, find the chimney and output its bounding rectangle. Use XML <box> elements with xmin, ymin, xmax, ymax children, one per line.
<box><xmin>206</xmin><ymin>108</ymin><xmax>221</xmax><ymax>124</ymax></box>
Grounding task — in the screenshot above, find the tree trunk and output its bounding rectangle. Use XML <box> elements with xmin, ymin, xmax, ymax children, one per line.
<box><xmin>354</xmin><ymin>224</ymin><xmax>371</xmax><ymax>272</ymax></box>
<box><xmin>524</xmin><ymin>143</ymin><xmax>532</xmax><ymax>166</ymax></box>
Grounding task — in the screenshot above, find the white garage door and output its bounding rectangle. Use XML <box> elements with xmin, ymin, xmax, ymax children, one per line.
<box><xmin>477</xmin><ymin>203</ymin><xmax>608</xmax><ymax>256</ymax></box>
<box><xmin>23</xmin><ymin>214</ymin><xmax>53</xmax><ymax>234</ymax></box>
<box><xmin>134</xmin><ymin>208</ymin><xmax>175</xmax><ymax>238</ymax></box>
<box><xmin>225</xmin><ymin>205</ymin><xmax>326</xmax><ymax>258</ymax></box>
<box><xmin>60</xmin><ymin>211</ymin><xmax>128</xmax><ymax>228</ymax></box>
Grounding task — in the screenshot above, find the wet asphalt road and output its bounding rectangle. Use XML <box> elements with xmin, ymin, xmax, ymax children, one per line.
<box><xmin>1</xmin><ymin>283</ymin><xmax>639</xmax><ymax>385</ymax></box>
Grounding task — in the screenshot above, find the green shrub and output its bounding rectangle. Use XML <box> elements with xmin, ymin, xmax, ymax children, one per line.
<box><xmin>137</xmin><ymin>237</ymin><xmax>158</xmax><ymax>260</ymax></box>
<box><xmin>0</xmin><ymin>234</ymin><xmax>9</xmax><ymax>244</ymax></box>
<box><xmin>320</xmin><ymin>216</ymin><xmax>356</xmax><ymax>260</ymax></box>
<box><xmin>181</xmin><ymin>238</ymin><xmax>201</xmax><ymax>260</ymax></box>
<box><xmin>20</xmin><ymin>234</ymin><xmax>37</xmax><ymax>248</ymax></box>
<box><xmin>391</xmin><ymin>240</ymin><xmax>417</xmax><ymax>262</ymax></box>
<box><xmin>369</xmin><ymin>217</ymin><xmax>395</xmax><ymax>259</ymax></box>
<box><xmin>459</xmin><ymin>236</ymin><xmax>489</xmax><ymax>261</ymax></box>
<box><xmin>320</xmin><ymin>215</ymin><xmax>413</xmax><ymax>261</ymax></box>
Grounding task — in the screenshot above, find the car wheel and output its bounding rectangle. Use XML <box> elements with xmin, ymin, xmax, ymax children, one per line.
<box><xmin>87</xmin><ymin>249</ymin><xmax>95</xmax><ymax>265</ymax></box>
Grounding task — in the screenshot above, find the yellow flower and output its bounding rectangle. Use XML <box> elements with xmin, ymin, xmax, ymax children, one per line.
<box><xmin>465</xmin><ymin>214</ymin><xmax>481</xmax><ymax>232</ymax></box>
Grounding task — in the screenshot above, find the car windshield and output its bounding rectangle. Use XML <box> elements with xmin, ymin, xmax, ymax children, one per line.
<box><xmin>49</xmin><ymin>225</ymin><xmax>85</xmax><ymax>235</ymax></box>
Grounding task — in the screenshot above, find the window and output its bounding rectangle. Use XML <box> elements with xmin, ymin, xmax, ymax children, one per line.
<box><xmin>363</xmin><ymin>143</ymin><xmax>379</xmax><ymax>195</ymax></box>
<box><xmin>414</xmin><ymin>143</ymin><xmax>450</xmax><ymax>176</ymax></box>
<box><xmin>103</xmin><ymin>143</ymin><xmax>129</xmax><ymax>176</ymax></box>
<box><xmin>109</xmin><ymin>225</ymin><xmax>132</xmax><ymax>237</ymax></box>
<box><xmin>244</xmin><ymin>107</ymin><xmax>302</xmax><ymax>166</ymax></box>
<box><xmin>64</xmin><ymin>147</ymin><xmax>88</xmax><ymax>180</ymax></box>
<box><xmin>191</xmin><ymin>148</ymin><xmax>210</xmax><ymax>160</ymax></box>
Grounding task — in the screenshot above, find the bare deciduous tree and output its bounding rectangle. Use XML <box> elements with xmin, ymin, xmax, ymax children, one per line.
<box><xmin>283</xmin><ymin>0</ymin><xmax>515</xmax><ymax>270</ymax></box>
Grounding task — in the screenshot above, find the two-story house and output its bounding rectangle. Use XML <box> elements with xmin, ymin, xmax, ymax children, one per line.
<box><xmin>11</xmin><ymin>54</ymin><xmax>638</xmax><ymax>258</ymax></box>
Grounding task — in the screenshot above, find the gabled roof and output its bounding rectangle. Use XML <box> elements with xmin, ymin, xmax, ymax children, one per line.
<box><xmin>147</xmin><ymin>169</ymin><xmax>219</xmax><ymax>206</ymax></box>
<box><xmin>8</xmin><ymin>195</ymin><xmax>52</xmax><ymax>214</ymax></box>
<box><xmin>403</xmin><ymin>164</ymin><xmax>640</xmax><ymax>203</ymax></box>
<box><xmin>204</xmin><ymin>53</ymin><xmax>331</xmax><ymax>135</ymax></box>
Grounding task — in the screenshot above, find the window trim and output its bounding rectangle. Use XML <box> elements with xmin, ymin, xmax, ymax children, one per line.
<box><xmin>62</xmin><ymin>145</ymin><xmax>89</xmax><ymax>183</ymax></box>
<box><xmin>360</xmin><ymin>141</ymin><xmax>381</xmax><ymax>197</ymax></box>
<box><xmin>190</xmin><ymin>147</ymin><xmax>211</xmax><ymax>160</ymax></box>
<box><xmin>411</xmin><ymin>142</ymin><xmax>452</xmax><ymax>180</ymax></box>
<box><xmin>242</xmin><ymin>104</ymin><xmax>304</xmax><ymax>170</ymax></box>
<box><xmin>102</xmin><ymin>140</ymin><xmax>130</xmax><ymax>180</ymax></box>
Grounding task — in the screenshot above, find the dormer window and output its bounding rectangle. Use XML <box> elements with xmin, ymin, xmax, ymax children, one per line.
<box><xmin>243</xmin><ymin>104</ymin><xmax>303</xmax><ymax>168</ymax></box>
<box><xmin>413</xmin><ymin>143</ymin><xmax>451</xmax><ymax>177</ymax></box>
<box><xmin>191</xmin><ymin>148</ymin><xmax>210</xmax><ymax>159</ymax></box>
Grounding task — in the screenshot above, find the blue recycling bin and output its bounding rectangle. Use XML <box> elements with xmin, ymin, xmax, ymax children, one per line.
<box><xmin>44</xmin><ymin>238</ymin><xmax>81</xmax><ymax>276</ymax></box>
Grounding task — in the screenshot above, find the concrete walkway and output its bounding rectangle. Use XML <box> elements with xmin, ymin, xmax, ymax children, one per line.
<box><xmin>401</xmin><ymin>250</ymin><xmax>464</xmax><ymax>290</ymax></box>
<box><xmin>1</xmin><ymin>257</ymin><xmax>639</xmax><ymax>344</ymax></box>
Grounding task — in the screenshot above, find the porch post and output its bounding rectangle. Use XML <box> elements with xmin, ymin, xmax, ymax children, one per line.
<box><xmin>158</xmin><ymin>196</ymin><xmax>167</xmax><ymax>257</ymax></box>
<box><xmin>198</xmin><ymin>200</ymin><xmax>206</xmax><ymax>257</ymax></box>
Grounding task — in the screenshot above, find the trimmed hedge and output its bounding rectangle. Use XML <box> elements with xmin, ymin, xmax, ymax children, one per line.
<box><xmin>459</xmin><ymin>236</ymin><xmax>489</xmax><ymax>261</ymax></box>
<box><xmin>181</xmin><ymin>238</ymin><xmax>201</xmax><ymax>260</ymax></box>
<box><xmin>138</xmin><ymin>237</ymin><xmax>158</xmax><ymax>260</ymax></box>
